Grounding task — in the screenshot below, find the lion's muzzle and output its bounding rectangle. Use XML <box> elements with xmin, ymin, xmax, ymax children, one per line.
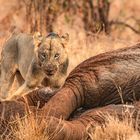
<box><xmin>43</xmin><ymin>64</ymin><xmax>58</xmax><ymax>76</ymax></box>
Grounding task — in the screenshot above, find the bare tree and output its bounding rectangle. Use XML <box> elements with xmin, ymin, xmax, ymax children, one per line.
<box><xmin>23</xmin><ymin>0</ymin><xmax>140</xmax><ymax>35</ymax></box>
<box><xmin>82</xmin><ymin>0</ymin><xmax>110</xmax><ymax>34</ymax></box>
<box><xmin>23</xmin><ymin>0</ymin><xmax>63</xmax><ymax>33</ymax></box>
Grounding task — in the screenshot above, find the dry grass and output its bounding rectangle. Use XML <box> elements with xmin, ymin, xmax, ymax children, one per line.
<box><xmin>87</xmin><ymin>115</ymin><xmax>140</xmax><ymax>140</ymax></box>
<box><xmin>6</xmin><ymin>113</ymin><xmax>140</xmax><ymax>140</ymax></box>
<box><xmin>11</xmin><ymin>114</ymin><xmax>49</xmax><ymax>140</ymax></box>
<box><xmin>10</xmin><ymin>113</ymin><xmax>63</xmax><ymax>140</ymax></box>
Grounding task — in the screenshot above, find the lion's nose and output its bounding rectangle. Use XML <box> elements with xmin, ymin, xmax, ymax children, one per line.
<box><xmin>46</xmin><ymin>69</ymin><xmax>54</xmax><ymax>73</ymax></box>
<box><xmin>44</xmin><ymin>66</ymin><xmax>56</xmax><ymax>76</ymax></box>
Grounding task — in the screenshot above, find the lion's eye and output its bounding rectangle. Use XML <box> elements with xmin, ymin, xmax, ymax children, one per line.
<box><xmin>39</xmin><ymin>53</ymin><xmax>47</xmax><ymax>61</ymax></box>
<box><xmin>54</xmin><ymin>53</ymin><xmax>60</xmax><ymax>59</ymax></box>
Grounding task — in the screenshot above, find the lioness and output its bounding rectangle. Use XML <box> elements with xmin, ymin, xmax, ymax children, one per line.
<box><xmin>0</xmin><ymin>32</ymin><xmax>69</xmax><ymax>99</ymax></box>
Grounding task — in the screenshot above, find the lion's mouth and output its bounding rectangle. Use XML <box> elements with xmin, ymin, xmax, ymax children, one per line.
<box><xmin>46</xmin><ymin>72</ymin><xmax>54</xmax><ymax>76</ymax></box>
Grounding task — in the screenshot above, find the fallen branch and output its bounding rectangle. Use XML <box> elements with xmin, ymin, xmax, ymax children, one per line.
<box><xmin>110</xmin><ymin>20</ymin><xmax>140</xmax><ymax>34</ymax></box>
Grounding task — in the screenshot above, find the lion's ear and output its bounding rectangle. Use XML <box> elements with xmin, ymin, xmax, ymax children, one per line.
<box><xmin>61</xmin><ymin>33</ymin><xmax>69</xmax><ymax>46</ymax></box>
<box><xmin>33</xmin><ymin>32</ymin><xmax>43</xmax><ymax>48</ymax></box>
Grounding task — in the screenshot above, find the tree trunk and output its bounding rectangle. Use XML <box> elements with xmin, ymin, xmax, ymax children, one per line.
<box><xmin>82</xmin><ymin>0</ymin><xmax>110</xmax><ymax>34</ymax></box>
<box><xmin>23</xmin><ymin>0</ymin><xmax>60</xmax><ymax>33</ymax></box>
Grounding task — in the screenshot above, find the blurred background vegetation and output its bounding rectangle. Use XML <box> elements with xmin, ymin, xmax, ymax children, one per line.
<box><xmin>22</xmin><ymin>0</ymin><xmax>140</xmax><ymax>35</ymax></box>
<box><xmin>0</xmin><ymin>0</ymin><xmax>140</xmax><ymax>71</ymax></box>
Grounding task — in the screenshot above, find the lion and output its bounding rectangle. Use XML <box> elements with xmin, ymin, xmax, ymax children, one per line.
<box><xmin>0</xmin><ymin>32</ymin><xmax>69</xmax><ymax>99</ymax></box>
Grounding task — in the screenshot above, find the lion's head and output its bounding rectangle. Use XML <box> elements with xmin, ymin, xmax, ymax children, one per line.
<box><xmin>33</xmin><ymin>32</ymin><xmax>69</xmax><ymax>77</ymax></box>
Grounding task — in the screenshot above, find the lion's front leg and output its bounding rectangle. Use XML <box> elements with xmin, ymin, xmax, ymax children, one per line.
<box><xmin>8</xmin><ymin>76</ymin><xmax>42</xmax><ymax>100</ymax></box>
<box><xmin>7</xmin><ymin>83</ymin><xmax>34</xmax><ymax>100</ymax></box>
<box><xmin>8</xmin><ymin>62</ymin><xmax>45</xmax><ymax>100</ymax></box>
<box><xmin>8</xmin><ymin>76</ymin><xmax>44</xmax><ymax>100</ymax></box>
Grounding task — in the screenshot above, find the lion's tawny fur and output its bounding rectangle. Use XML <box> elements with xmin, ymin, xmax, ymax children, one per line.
<box><xmin>0</xmin><ymin>32</ymin><xmax>69</xmax><ymax>99</ymax></box>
